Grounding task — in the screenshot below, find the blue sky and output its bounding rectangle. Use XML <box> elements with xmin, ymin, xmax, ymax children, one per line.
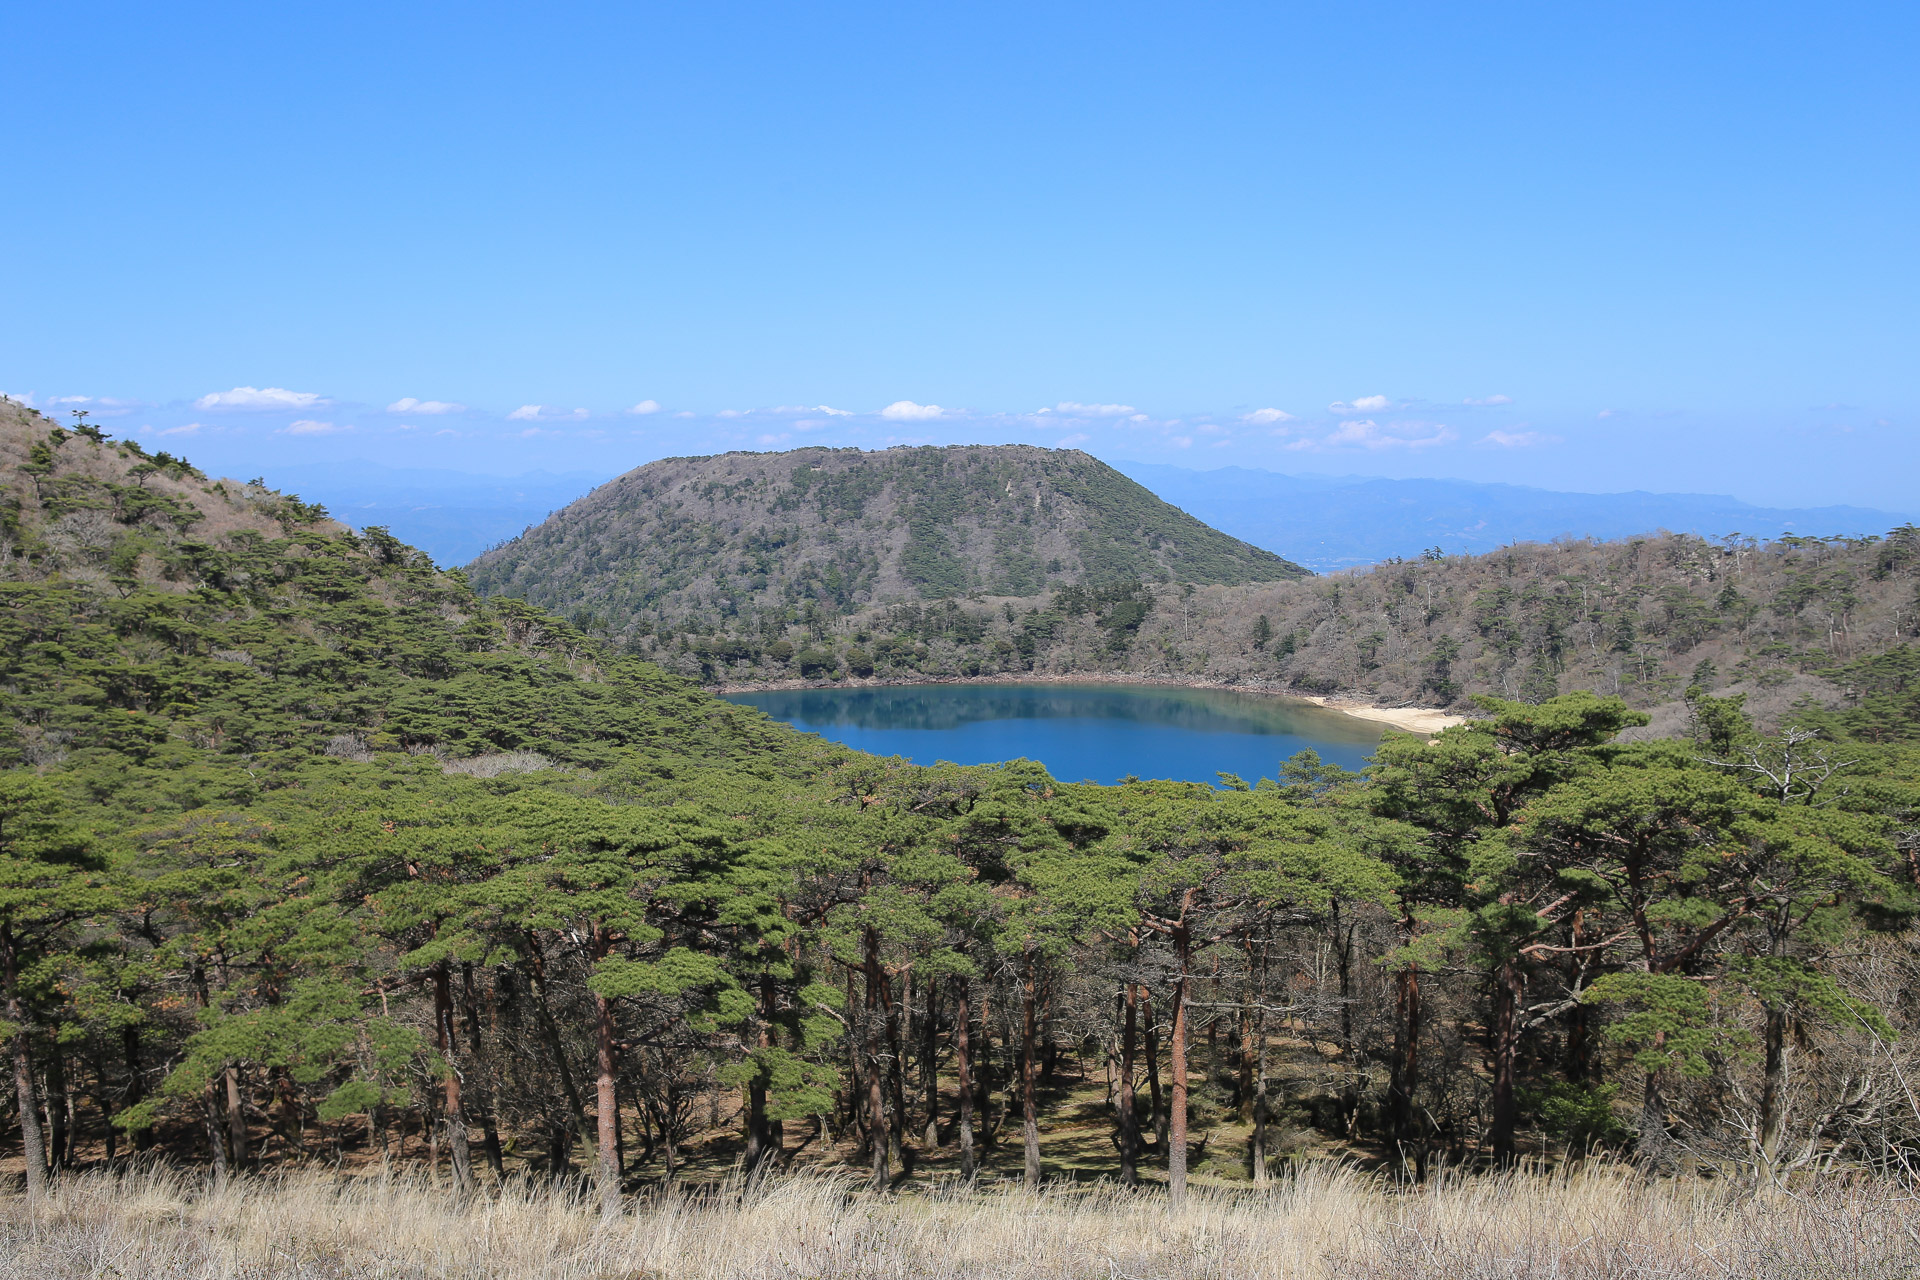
<box><xmin>5</xmin><ymin>2</ymin><xmax>1915</xmax><ymax>508</ymax></box>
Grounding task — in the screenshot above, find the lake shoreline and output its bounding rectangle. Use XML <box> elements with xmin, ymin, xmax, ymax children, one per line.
<box><xmin>705</xmin><ymin>671</ymin><xmax>1468</xmax><ymax>735</ymax></box>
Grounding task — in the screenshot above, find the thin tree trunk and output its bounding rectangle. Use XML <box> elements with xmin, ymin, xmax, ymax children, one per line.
<box><xmin>1389</xmin><ymin>955</ymin><xmax>1423</xmax><ymax>1157</ymax></box>
<box><xmin>1169</xmin><ymin>923</ymin><xmax>1192</xmax><ymax>1210</ymax></box>
<box><xmin>744</xmin><ymin>973</ymin><xmax>774</xmax><ymax>1173</ymax></box>
<box><xmin>203</xmin><ymin>1083</ymin><xmax>230</xmax><ymax>1186</ymax></box>
<box><xmin>1490</xmin><ymin>957</ymin><xmax>1521</xmax><ymax>1167</ymax></box>
<box><xmin>921</xmin><ymin>979</ymin><xmax>939</xmax><ymax>1149</ymax></box>
<box><xmin>1759</xmin><ymin>1002</ymin><xmax>1789</xmax><ymax>1168</ymax></box>
<box><xmin>527</xmin><ymin>943</ymin><xmax>589</xmax><ymax>1173</ymax></box>
<box><xmin>6</xmin><ymin>931</ymin><xmax>48</xmax><ymax>1202</ymax></box>
<box><xmin>591</xmin><ymin>930</ymin><xmax>621</xmax><ymax>1218</ymax></box>
<box><xmin>224</xmin><ymin>1066</ymin><xmax>249</xmax><ymax>1169</ymax></box>
<box><xmin>954</xmin><ymin>977</ymin><xmax>975</xmax><ymax>1178</ymax></box>
<box><xmin>1143</xmin><ymin>987</ymin><xmax>1165</xmax><ymax>1150</ymax></box>
<box><xmin>45</xmin><ymin>1049</ymin><xmax>68</xmax><ymax>1171</ymax></box>
<box><xmin>459</xmin><ymin>963</ymin><xmax>506</xmax><ymax>1180</ymax></box>
<box><xmin>431</xmin><ymin>963</ymin><xmax>476</xmax><ymax>1197</ymax></box>
<box><xmin>1118</xmin><ymin>981</ymin><xmax>1140</xmax><ymax>1187</ymax></box>
<box><xmin>880</xmin><ymin>959</ymin><xmax>904</xmax><ymax>1168</ymax></box>
<box><xmin>863</xmin><ymin>928</ymin><xmax>890</xmax><ymax>1192</ymax></box>
<box><xmin>1021</xmin><ymin>957</ymin><xmax>1041</xmax><ymax>1186</ymax></box>
<box><xmin>1251</xmin><ymin>1000</ymin><xmax>1270</xmax><ymax>1187</ymax></box>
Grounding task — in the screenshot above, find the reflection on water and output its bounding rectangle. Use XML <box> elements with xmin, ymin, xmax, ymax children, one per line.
<box><xmin>723</xmin><ymin>682</ymin><xmax>1384</xmax><ymax>786</ymax></box>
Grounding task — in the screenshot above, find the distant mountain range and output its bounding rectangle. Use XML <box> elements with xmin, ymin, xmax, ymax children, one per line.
<box><xmin>1112</xmin><ymin>463</ymin><xmax>1915</xmax><ymax>572</ymax></box>
<box><xmin>256</xmin><ymin>456</ymin><xmax>1915</xmax><ymax>575</ymax></box>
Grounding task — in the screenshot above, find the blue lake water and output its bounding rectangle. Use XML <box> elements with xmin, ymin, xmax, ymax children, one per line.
<box><xmin>722</xmin><ymin>682</ymin><xmax>1386</xmax><ymax>786</ymax></box>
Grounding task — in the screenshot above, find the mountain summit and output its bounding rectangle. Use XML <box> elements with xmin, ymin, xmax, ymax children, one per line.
<box><xmin>466</xmin><ymin>445</ymin><xmax>1307</xmax><ymax>627</ymax></box>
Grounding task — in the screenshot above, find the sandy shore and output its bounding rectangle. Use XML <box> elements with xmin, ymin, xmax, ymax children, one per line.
<box><xmin>1295</xmin><ymin>695</ymin><xmax>1468</xmax><ymax>734</ymax></box>
<box><xmin>706</xmin><ymin>670</ymin><xmax>1467</xmax><ymax>735</ymax></box>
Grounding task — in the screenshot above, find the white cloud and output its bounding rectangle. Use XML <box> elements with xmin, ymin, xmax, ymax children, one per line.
<box><xmin>673</xmin><ymin>410</ymin><xmax>696</xmax><ymax>419</ymax></box>
<box><xmin>716</xmin><ymin>409</ymin><xmax>743</xmax><ymax>418</ymax></box>
<box><xmin>280</xmin><ymin>419</ymin><xmax>349</xmax><ymax>436</ymax></box>
<box><xmin>1056</xmin><ymin>432</ymin><xmax>1091</xmax><ymax>447</ymax></box>
<box><xmin>196</xmin><ymin>386</ymin><xmax>327</xmax><ymax>411</ymax></box>
<box><xmin>435</xmin><ymin>428</ymin><xmax>460</xmax><ymax>437</ymax></box>
<box><xmin>880</xmin><ymin>400</ymin><xmax>944</xmax><ymax>420</ymax></box>
<box><xmin>1241</xmin><ymin>408</ymin><xmax>1294</xmax><ymax>425</ymax></box>
<box><xmin>1129</xmin><ymin>413</ymin><xmax>1149</xmax><ymax>422</ymax></box>
<box><xmin>508</xmin><ymin>405</ymin><xmax>543</xmax><ymax>421</ymax></box>
<box><xmin>158</xmin><ymin>422</ymin><xmax>202</xmax><ymax>436</ymax></box>
<box><xmin>1597</xmin><ymin>408</ymin><xmax>1623</xmax><ymax>419</ymax></box>
<box><xmin>1464</xmin><ymin>394</ymin><xmax>1512</xmax><ymax>407</ymax></box>
<box><xmin>386</xmin><ymin>397</ymin><xmax>464</xmax><ymax>415</ymax></box>
<box><xmin>1170</xmin><ymin>435</ymin><xmax>1193</xmax><ymax>448</ymax></box>
<box><xmin>757</xmin><ymin>432</ymin><xmax>791</xmax><ymax>446</ymax></box>
<box><xmin>1481</xmin><ymin>429</ymin><xmax>1561</xmax><ymax>448</ymax></box>
<box><xmin>628</xmin><ymin>399</ymin><xmax>662</xmax><ymax>415</ymax></box>
<box><xmin>1055</xmin><ymin>401</ymin><xmax>1136</xmax><ymax>417</ymax></box>
<box><xmin>1</xmin><ymin>392</ymin><xmax>32</xmax><ymax>406</ymax></box>
<box><xmin>813</xmin><ymin>404</ymin><xmax>852</xmax><ymax>416</ymax></box>
<box><xmin>1329</xmin><ymin>394</ymin><xmax>1390</xmax><ymax>414</ymax></box>
<box><xmin>1322</xmin><ymin>419</ymin><xmax>1457</xmax><ymax>450</ymax></box>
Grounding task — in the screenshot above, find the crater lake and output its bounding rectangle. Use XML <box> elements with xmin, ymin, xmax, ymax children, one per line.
<box><xmin>721</xmin><ymin>682</ymin><xmax>1387</xmax><ymax>785</ymax></box>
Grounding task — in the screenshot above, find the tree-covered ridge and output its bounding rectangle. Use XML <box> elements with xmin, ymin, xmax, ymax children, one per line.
<box><xmin>642</xmin><ymin>522</ymin><xmax>1920</xmax><ymax>742</ymax></box>
<box><xmin>0</xmin><ymin>399</ymin><xmax>829</xmax><ymax>782</ymax></box>
<box><xmin>464</xmin><ymin>444</ymin><xmax>1308</xmax><ymax>634</ymax></box>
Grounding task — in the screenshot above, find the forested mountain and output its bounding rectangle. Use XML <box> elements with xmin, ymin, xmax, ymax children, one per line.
<box><xmin>466</xmin><ymin>444</ymin><xmax>1307</xmax><ymax>627</ymax></box>
<box><xmin>6</xmin><ymin>398</ymin><xmax>1920</xmax><ymax>1212</ymax></box>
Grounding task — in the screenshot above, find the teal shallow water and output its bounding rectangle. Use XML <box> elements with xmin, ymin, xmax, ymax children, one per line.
<box><xmin>723</xmin><ymin>682</ymin><xmax>1385</xmax><ymax>785</ymax></box>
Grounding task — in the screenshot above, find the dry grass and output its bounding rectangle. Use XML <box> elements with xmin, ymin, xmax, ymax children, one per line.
<box><xmin>3</xmin><ymin>1164</ymin><xmax>1916</xmax><ymax>1280</ymax></box>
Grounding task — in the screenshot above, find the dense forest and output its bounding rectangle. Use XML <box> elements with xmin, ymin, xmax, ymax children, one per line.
<box><xmin>466</xmin><ymin>444</ymin><xmax>1307</xmax><ymax>624</ymax></box>
<box><xmin>4</xmin><ymin>402</ymin><xmax>1920</xmax><ymax>1216</ymax></box>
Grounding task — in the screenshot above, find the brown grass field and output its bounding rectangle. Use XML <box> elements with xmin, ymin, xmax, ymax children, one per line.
<box><xmin>2</xmin><ymin>1162</ymin><xmax>1916</xmax><ymax>1280</ymax></box>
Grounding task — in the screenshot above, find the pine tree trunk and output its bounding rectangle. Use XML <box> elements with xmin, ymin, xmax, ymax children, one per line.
<box><xmin>431</xmin><ymin>964</ymin><xmax>476</xmax><ymax>1197</ymax></box>
<box><xmin>6</xmin><ymin>930</ymin><xmax>47</xmax><ymax>1202</ymax></box>
<box><xmin>1168</xmin><ymin>925</ymin><xmax>1192</xmax><ymax>1210</ymax></box>
<box><xmin>1490</xmin><ymin>957</ymin><xmax>1521</xmax><ymax>1167</ymax></box>
<box><xmin>526</xmin><ymin>943</ymin><xmax>589</xmax><ymax>1174</ymax></box>
<box><xmin>1389</xmin><ymin>962</ymin><xmax>1423</xmax><ymax>1158</ymax></box>
<box><xmin>863</xmin><ymin>929</ymin><xmax>890</xmax><ymax>1192</ymax></box>
<box><xmin>1118</xmin><ymin>981</ymin><xmax>1140</xmax><ymax>1188</ymax></box>
<box><xmin>745</xmin><ymin>974</ymin><xmax>774</xmax><ymax>1173</ymax></box>
<box><xmin>954</xmin><ymin>978</ymin><xmax>975</xmax><ymax>1178</ymax></box>
<box><xmin>881</xmin><ymin>962</ymin><xmax>904</xmax><ymax>1168</ymax></box>
<box><xmin>1143</xmin><ymin>987</ymin><xmax>1165</xmax><ymax>1150</ymax></box>
<box><xmin>459</xmin><ymin>963</ymin><xmax>507</xmax><ymax>1180</ymax></box>
<box><xmin>1021</xmin><ymin>958</ymin><xmax>1041</xmax><ymax>1187</ymax></box>
<box><xmin>1759</xmin><ymin>1002</ymin><xmax>1789</xmax><ymax>1168</ymax></box>
<box><xmin>203</xmin><ymin>1084</ymin><xmax>230</xmax><ymax>1186</ymax></box>
<box><xmin>588</xmin><ymin>923</ymin><xmax>622</xmax><ymax>1219</ymax></box>
<box><xmin>224</xmin><ymin>1066</ymin><xmax>249</xmax><ymax>1169</ymax></box>
<box><xmin>45</xmin><ymin>1048</ymin><xmax>68</xmax><ymax>1172</ymax></box>
<box><xmin>921</xmin><ymin>980</ymin><xmax>940</xmax><ymax>1149</ymax></box>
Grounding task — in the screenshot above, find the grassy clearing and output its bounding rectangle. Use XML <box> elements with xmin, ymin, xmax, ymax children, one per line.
<box><xmin>2</xmin><ymin>1164</ymin><xmax>1915</xmax><ymax>1280</ymax></box>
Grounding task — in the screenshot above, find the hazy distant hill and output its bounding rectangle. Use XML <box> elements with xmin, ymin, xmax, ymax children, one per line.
<box><xmin>250</xmin><ymin>462</ymin><xmax>613</xmax><ymax>566</ymax></box>
<box><xmin>467</xmin><ymin>445</ymin><xmax>1307</xmax><ymax>626</ymax></box>
<box><xmin>1115</xmin><ymin>462</ymin><xmax>1914</xmax><ymax>572</ymax></box>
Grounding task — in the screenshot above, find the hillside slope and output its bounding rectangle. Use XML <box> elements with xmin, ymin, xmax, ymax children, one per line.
<box><xmin>465</xmin><ymin>445</ymin><xmax>1307</xmax><ymax>628</ymax></box>
<box><xmin>0</xmin><ymin>398</ymin><xmax>820</xmax><ymax>782</ymax></box>
<box><xmin>619</xmin><ymin>508</ymin><xmax>1919</xmax><ymax>742</ymax></box>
